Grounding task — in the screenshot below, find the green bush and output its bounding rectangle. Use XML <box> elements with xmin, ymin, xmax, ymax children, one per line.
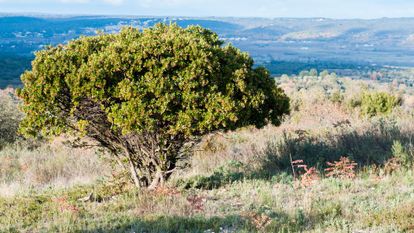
<box><xmin>347</xmin><ymin>96</ymin><xmax>362</xmax><ymax>109</ymax></box>
<box><xmin>391</xmin><ymin>140</ymin><xmax>413</xmax><ymax>169</ymax></box>
<box><xmin>329</xmin><ymin>91</ymin><xmax>344</xmax><ymax>104</ymax></box>
<box><xmin>0</xmin><ymin>90</ymin><xmax>23</xmax><ymax>148</ymax></box>
<box><xmin>17</xmin><ymin>24</ymin><xmax>290</xmax><ymax>189</ymax></box>
<box><xmin>347</xmin><ymin>92</ymin><xmax>401</xmax><ymax>117</ymax></box>
<box><xmin>357</xmin><ymin>92</ymin><xmax>400</xmax><ymax>117</ymax></box>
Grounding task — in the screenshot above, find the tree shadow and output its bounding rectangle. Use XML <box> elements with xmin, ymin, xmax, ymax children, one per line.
<box><xmin>81</xmin><ymin>215</ymin><xmax>254</xmax><ymax>233</ymax></box>
<box><xmin>79</xmin><ymin>210</ymin><xmax>313</xmax><ymax>233</ymax></box>
<box><xmin>263</xmin><ymin>120</ymin><xmax>412</xmax><ymax>172</ymax></box>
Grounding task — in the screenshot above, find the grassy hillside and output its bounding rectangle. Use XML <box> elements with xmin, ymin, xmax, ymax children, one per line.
<box><xmin>0</xmin><ymin>74</ymin><xmax>414</xmax><ymax>232</ymax></box>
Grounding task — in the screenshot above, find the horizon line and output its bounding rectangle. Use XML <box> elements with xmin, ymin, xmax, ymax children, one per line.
<box><xmin>1</xmin><ymin>12</ymin><xmax>414</xmax><ymax>21</ymax></box>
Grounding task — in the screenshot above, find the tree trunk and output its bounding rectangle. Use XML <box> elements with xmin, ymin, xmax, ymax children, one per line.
<box><xmin>148</xmin><ymin>170</ymin><xmax>164</xmax><ymax>190</ymax></box>
<box><xmin>128</xmin><ymin>158</ymin><xmax>142</xmax><ymax>188</ymax></box>
<box><xmin>115</xmin><ymin>134</ymin><xmax>187</xmax><ymax>190</ymax></box>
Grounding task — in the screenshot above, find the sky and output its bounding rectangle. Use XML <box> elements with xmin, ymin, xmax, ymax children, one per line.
<box><xmin>1</xmin><ymin>0</ymin><xmax>414</xmax><ymax>19</ymax></box>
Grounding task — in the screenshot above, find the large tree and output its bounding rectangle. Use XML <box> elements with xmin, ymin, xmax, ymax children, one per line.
<box><xmin>18</xmin><ymin>24</ymin><xmax>290</xmax><ymax>189</ymax></box>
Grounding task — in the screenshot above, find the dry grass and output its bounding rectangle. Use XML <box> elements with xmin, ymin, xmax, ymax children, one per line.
<box><xmin>0</xmin><ymin>142</ymin><xmax>111</xmax><ymax>197</ymax></box>
<box><xmin>174</xmin><ymin>76</ymin><xmax>414</xmax><ymax>183</ymax></box>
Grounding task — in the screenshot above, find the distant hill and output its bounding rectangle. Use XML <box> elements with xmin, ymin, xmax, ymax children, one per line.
<box><xmin>1</xmin><ymin>15</ymin><xmax>414</xmax><ymax>87</ymax></box>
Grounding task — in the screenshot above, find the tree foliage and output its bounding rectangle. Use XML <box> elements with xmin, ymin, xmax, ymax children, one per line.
<box><xmin>18</xmin><ymin>24</ymin><xmax>290</xmax><ymax>188</ymax></box>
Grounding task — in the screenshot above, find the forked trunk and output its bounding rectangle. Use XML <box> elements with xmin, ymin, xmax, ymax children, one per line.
<box><xmin>114</xmin><ymin>133</ymin><xmax>189</xmax><ymax>190</ymax></box>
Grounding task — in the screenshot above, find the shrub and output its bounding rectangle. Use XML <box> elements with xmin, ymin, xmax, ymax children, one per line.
<box><xmin>325</xmin><ymin>157</ymin><xmax>357</xmax><ymax>179</ymax></box>
<box><xmin>391</xmin><ymin>140</ymin><xmax>412</xmax><ymax>169</ymax></box>
<box><xmin>319</xmin><ymin>70</ymin><xmax>330</xmax><ymax>78</ymax></box>
<box><xmin>0</xmin><ymin>89</ymin><xmax>23</xmax><ymax>148</ymax></box>
<box><xmin>309</xmin><ymin>69</ymin><xmax>318</xmax><ymax>77</ymax></box>
<box><xmin>347</xmin><ymin>95</ymin><xmax>362</xmax><ymax>109</ymax></box>
<box><xmin>359</xmin><ymin>92</ymin><xmax>401</xmax><ymax>117</ymax></box>
<box><xmin>291</xmin><ymin>160</ymin><xmax>320</xmax><ymax>188</ymax></box>
<box><xmin>17</xmin><ymin>24</ymin><xmax>290</xmax><ymax>189</ymax></box>
<box><xmin>329</xmin><ymin>91</ymin><xmax>344</xmax><ymax>104</ymax></box>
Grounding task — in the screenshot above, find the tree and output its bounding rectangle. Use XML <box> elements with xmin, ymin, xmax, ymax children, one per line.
<box><xmin>319</xmin><ymin>70</ymin><xmax>329</xmax><ymax>78</ymax></box>
<box><xmin>299</xmin><ymin>70</ymin><xmax>309</xmax><ymax>77</ymax></box>
<box><xmin>309</xmin><ymin>68</ymin><xmax>318</xmax><ymax>77</ymax></box>
<box><xmin>17</xmin><ymin>24</ymin><xmax>290</xmax><ymax>189</ymax></box>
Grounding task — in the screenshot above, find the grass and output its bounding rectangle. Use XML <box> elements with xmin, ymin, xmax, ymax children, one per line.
<box><xmin>0</xmin><ymin>142</ymin><xmax>111</xmax><ymax>197</ymax></box>
<box><xmin>1</xmin><ymin>75</ymin><xmax>414</xmax><ymax>232</ymax></box>
<box><xmin>1</xmin><ymin>171</ymin><xmax>414</xmax><ymax>232</ymax></box>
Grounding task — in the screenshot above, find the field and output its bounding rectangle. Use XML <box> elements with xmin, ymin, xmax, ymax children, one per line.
<box><xmin>1</xmin><ymin>72</ymin><xmax>414</xmax><ymax>232</ymax></box>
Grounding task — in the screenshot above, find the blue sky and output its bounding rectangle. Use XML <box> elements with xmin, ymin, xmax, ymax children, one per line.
<box><xmin>1</xmin><ymin>0</ymin><xmax>414</xmax><ymax>19</ymax></box>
